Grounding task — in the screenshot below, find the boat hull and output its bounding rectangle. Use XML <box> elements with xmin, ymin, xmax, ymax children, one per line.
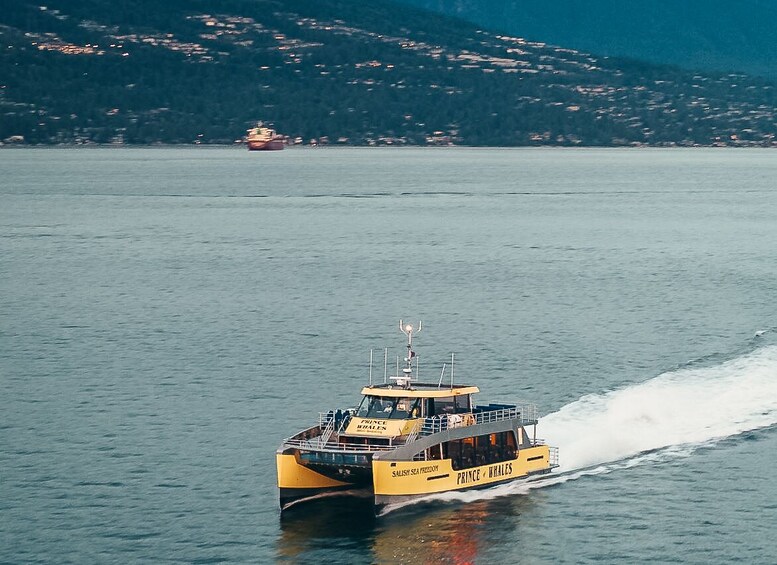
<box><xmin>280</xmin><ymin>485</ymin><xmax>371</xmax><ymax>511</ymax></box>
<box><xmin>372</xmin><ymin>444</ymin><xmax>551</xmax><ymax>500</ymax></box>
<box><xmin>374</xmin><ymin>468</ymin><xmax>552</xmax><ymax>512</ymax></box>
<box><xmin>277</xmin><ymin>445</ymin><xmax>553</xmax><ymax>512</ymax></box>
<box><xmin>276</xmin><ymin>452</ymin><xmax>362</xmax><ymax>510</ymax></box>
<box><xmin>247</xmin><ymin>139</ymin><xmax>284</xmax><ymax>151</ymax></box>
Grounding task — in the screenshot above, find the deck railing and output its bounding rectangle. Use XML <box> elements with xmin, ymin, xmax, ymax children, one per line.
<box><xmin>283</xmin><ymin>438</ymin><xmax>394</xmax><ymax>452</ymax></box>
<box><xmin>548</xmin><ymin>445</ymin><xmax>560</xmax><ymax>467</ymax></box>
<box><xmin>411</xmin><ymin>403</ymin><xmax>538</xmax><ymax>440</ymax></box>
<box><xmin>319</xmin><ymin>409</ymin><xmax>355</xmax><ymax>433</ymax></box>
<box><xmin>285</xmin><ymin>403</ymin><xmax>539</xmax><ymax>451</ymax></box>
<box><xmin>475</xmin><ymin>403</ymin><xmax>538</xmax><ymax>425</ymax></box>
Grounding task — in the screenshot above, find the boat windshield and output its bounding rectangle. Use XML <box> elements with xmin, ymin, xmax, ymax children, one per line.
<box><xmin>356</xmin><ymin>396</ymin><xmax>421</xmax><ymax>419</ymax></box>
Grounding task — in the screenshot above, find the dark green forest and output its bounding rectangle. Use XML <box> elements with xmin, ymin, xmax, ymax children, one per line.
<box><xmin>2</xmin><ymin>0</ymin><xmax>777</xmax><ymax>146</ymax></box>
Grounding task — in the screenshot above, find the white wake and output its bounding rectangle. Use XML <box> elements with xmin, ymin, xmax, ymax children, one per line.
<box><xmin>544</xmin><ymin>343</ymin><xmax>777</xmax><ymax>471</ymax></box>
<box><xmin>381</xmin><ymin>343</ymin><xmax>777</xmax><ymax>513</ymax></box>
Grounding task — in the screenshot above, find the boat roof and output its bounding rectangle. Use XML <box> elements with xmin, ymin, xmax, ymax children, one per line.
<box><xmin>360</xmin><ymin>383</ymin><xmax>479</xmax><ymax>398</ymax></box>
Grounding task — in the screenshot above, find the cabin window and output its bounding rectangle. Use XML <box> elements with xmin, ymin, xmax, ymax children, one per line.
<box><xmin>357</xmin><ymin>396</ymin><xmax>391</xmax><ymax>418</ymax></box>
<box><xmin>443</xmin><ymin>431</ymin><xmax>517</xmax><ymax>470</ymax></box>
<box><xmin>356</xmin><ymin>396</ymin><xmax>421</xmax><ymax>419</ymax></box>
<box><xmin>392</xmin><ymin>397</ymin><xmax>421</xmax><ymax>419</ymax></box>
<box><xmin>433</xmin><ymin>395</ymin><xmax>470</xmax><ymax>415</ymax></box>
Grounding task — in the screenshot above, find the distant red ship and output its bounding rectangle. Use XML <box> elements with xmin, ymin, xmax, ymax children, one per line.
<box><xmin>246</xmin><ymin>123</ymin><xmax>285</xmax><ymax>151</ymax></box>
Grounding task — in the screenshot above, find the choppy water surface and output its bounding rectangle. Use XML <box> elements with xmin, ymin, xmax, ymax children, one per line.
<box><xmin>2</xmin><ymin>147</ymin><xmax>777</xmax><ymax>563</ymax></box>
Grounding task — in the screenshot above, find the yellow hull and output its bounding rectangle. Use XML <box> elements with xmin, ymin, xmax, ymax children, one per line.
<box><xmin>276</xmin><ymin>453</ymin><xmax>353</xmax><ymax>489</ymax></box>
<box><xmin>372</xmin><ymin>445</ymin><xmax>551</xmax><ymax>500</ymax></box>
<box><xmin>277</xmin><ymin>446</ymin><xmax>552</xmax><ymax>510</ymax></box>
<box><xmin>277</xmin><ymin>453</ymin><xmax>360</xmax><ymax>509</ymax></box>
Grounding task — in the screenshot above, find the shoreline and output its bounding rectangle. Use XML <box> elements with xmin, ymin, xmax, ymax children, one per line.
<box><xmin>2</xmin><ymin>143</ymin><xmax>776</xmax><ymax>150</ymax></box>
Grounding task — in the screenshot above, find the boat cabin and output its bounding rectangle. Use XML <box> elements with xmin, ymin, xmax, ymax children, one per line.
<box><xmin>355</xmin><ymin>385</ymin><xmax>478</xmax><ymax>419</ymax></box>
<box><xmin>343</xmin><ymin>384</ymin><xmax>479</xmax><ymax>438</ymax></box>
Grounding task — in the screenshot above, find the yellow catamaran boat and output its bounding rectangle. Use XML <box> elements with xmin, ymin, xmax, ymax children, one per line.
<box><xmin>276</xmin><ymin>322</ymin><xmax>559</xmax><ymax>512</ymax></box>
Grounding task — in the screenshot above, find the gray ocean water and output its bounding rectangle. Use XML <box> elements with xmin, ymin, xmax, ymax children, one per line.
<box><xmin>2</xmin><ymin>147</ymin><xmax>777</xmax><ymax>564</ymax></box>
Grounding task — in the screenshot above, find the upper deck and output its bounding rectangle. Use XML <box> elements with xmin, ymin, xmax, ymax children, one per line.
<box><xmin>278</xmin><ymin>400</ymin><xmax>541</xmax><ymax>457</ymax></box>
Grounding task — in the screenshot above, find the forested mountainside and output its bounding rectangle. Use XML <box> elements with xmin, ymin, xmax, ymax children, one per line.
<box><xmin>2</xmin><ymin>0</ymin><xmax>776</xmax><ymax>146</ymax></box>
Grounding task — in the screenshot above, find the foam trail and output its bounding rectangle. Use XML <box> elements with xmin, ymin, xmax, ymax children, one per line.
<box><xmin>543</xmin><ymin>344</ymin><xmax>777</xmax><ymax>472</ymax></box>
<box><xmin>380</xmin><ymin>344</ymin><xmax>777</xmax><ymax>514</ymax></box>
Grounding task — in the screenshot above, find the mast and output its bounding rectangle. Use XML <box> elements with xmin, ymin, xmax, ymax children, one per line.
<box><xmin>394</xmin><ymin>319</ymin><xmax>421</xmax><ymax>388</ymax></box>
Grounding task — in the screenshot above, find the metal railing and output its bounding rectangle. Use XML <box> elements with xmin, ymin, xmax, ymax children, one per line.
<box><xmin>319</xmin><ymin>409</ymin><xmax>355</xmax><ymax>432</ymax></box>
<box><xmin>317</xmin><ymin>418</ymin><xmax>335</xmax><ymax>448</ymax></box>
<box><xmin>475</xmin><ymin>403</ymin><xmax>538</xmax><ymax>425</ymax></box>
<box><xmin>285</xmin><ymin>403</ymin><xmax>539</xmax><ymax>451</ymax></box>
<box><xmin>283</xmin><ymin>438</ymin><xmax>395</xmax><ymax>452</ymax></box>
<box><xmin>549</xmin><ymin>446</ymin><xmax>560</xmax><ymax>467</ymax></box>
<box><xmin>408</xmin><ymin>403</ymin><xmax>538</xmax><ymax>441</ymax></box>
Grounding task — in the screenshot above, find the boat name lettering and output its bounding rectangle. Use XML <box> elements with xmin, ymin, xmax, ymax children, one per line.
<box><xmin>456</xmin><ymin>468</ymin><xmax>480</xmax><ymax>485</ymax></box>
<box><xmin>391</xmin><ymin>464</ymin><xmax>439</xmax><ymax>478</ymax></box>
<box><xmin>457</xmin><ymin>462</ymin><xmax>514</xmax><ymax>485</ymax></box>
<box><xmin>355</xmin><ymin>419</ymin><xmax>388</xmax><ymax>432</ymax></box>
<box><xmin>487</xmin><ymin>462</ymin><xmax>513</xmax><ymax>478</ymax></box>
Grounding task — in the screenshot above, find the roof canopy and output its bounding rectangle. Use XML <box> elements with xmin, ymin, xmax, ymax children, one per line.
<box><xmin>361</xmin><ymin>384</ymin><xmax>479</xmax><ymax>398</ymax></box>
